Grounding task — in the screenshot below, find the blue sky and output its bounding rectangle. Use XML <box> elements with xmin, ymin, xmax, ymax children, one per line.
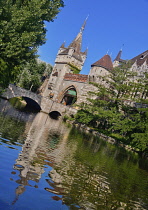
<box><xmin>38</xmin><ymin>0</ymin><xmax>148</xmax><ymax>75</ymax></box>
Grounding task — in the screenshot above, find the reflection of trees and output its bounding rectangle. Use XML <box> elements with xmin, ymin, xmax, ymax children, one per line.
<box><xmin>48</xmin><ymin>128</ymin><xmax>148</xmax><ymax>209</ymax></box>
<box><xmin>0</xmin><ymin>114</ymin><xmax>25</xmax><ymax>144</ymax></box>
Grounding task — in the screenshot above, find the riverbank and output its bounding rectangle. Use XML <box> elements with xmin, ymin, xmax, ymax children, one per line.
<box><xmin>65</xmin><ymin>119</ymin><xmax>148</xmax><ymax>159</ymax></box>
<box><xmin>1</xmin><ymin>111</ymin><xmax>148</xmax><ymax>209</ymax></box>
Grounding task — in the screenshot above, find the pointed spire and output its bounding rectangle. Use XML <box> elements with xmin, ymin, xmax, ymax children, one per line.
<box><xmin>60</xmin><ymin>41</ymin><xmax>65</xmax><ymax>48</ymax></box>
<box><xmin>68</xmin><ymin>17</ymin><xmax>88</xmax><ymax>53</ymax></box>
<box><xmin>114</xmin><ymin>49</ymin><xmax>122</xmax><ymax>61</ymax></box>
<box><xmin>80</xmin><ymin>15</ymin><xmax>89</xmax><ymax>34</ymax></box>
<box><xmin>84</xmin><ymin>47</ymin><xmax>88</xmax><ymax>55</ymax></box>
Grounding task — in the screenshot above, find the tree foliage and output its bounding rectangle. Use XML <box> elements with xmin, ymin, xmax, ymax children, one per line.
<box><xmin>75</xmin><ymin>63</ymin><xmax>148</xmax><ymax>153</ymax></box>
<box><xmin>0</xmin><ymin>113</ymin><xmax>25</xmax><ymax>143</ymax></box>
<box><xmin>0</xmin><ymin>0</ymin><xmax>64</xmax><ymax>87</ymax></box>
<box><xmin>16</xmin><ymin>59</ymin><xmax>52</xmax><ymax>92</ymax></box>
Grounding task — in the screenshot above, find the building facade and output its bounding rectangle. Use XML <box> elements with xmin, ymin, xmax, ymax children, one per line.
<box><xmin>39</xmin><ymin>21</ymin><xmax>148</xmax><ymax>107</ymax></box>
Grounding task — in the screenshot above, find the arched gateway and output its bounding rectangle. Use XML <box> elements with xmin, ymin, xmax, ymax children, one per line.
<box><xmin>60</xmin><ymin>86</ymin><xmax>77</xmax><ymax>106</ymax></box>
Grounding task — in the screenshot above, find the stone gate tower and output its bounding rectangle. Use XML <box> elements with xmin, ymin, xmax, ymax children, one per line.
<box><xmin>41</xmin><ymin>19</ymin><xmax>88</xmax><ymax>101</ymax></box>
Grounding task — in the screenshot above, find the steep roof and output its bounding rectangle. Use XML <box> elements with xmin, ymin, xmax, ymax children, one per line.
<box><xmin>131</xmin><ymin>50</ymin><xmax>148</xmax><ymax>66</ymax></box>
<box><xmin>91</xmin><ymin>54</ymin><xmax>113</xmax><ymax>70</ymax></box>
<box><xmin>114</xmin><ymin>50</ymin><xmax>126</xmax><ymax>63</ymax></box>
<box><xmin>59</xmin><ymin>48</ymin><xmax>69</xmax><ymax>55</ymax></box>
<box><xmin>114</xmin><ymin>50</ymin><xmax>122</xmax><ymax>61</ymax></box>
<box><xmin>58</xmin><ymin>19</ymin><xmax>88</xmax><ymax>58</ymax></box>
<box><xmin>67</xmin><ymin>18</ymin><xmax>87</xmax><ymax>54</ymax></box>
<box><xmin>68</xmin><ymin>32</ymin><xmax>82</xmax><ymax>53</ymax></box>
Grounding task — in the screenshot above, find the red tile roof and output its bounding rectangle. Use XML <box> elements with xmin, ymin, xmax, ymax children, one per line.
<box><xmin>64</xmin><ymin>73</ymin><xmax>88</xmax><ymax>83</ymax></box>
<box><xmin>91</xmin><ymin>54</ymin><xmax>113</xmax><ymax>70</ymax></box>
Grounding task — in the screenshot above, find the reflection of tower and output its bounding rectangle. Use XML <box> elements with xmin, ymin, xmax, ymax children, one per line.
<box><xmin>14</xmin><ymin>113</ymin><xmax>48</xmax><ymax>178</ymax></box>
<box><xmin>12</xmin><ymin>112</ymin><xmax>68</xmax><ymax>204</ymax></box>
<box><xmin>12</xmin><ymin>185</ymin><xmax>26</xmax><ymax>205</ymax></box>
<box><xmin>41</xmin><ymin>19</ymin><xmax>88</xmax><ymax>100</ymax></box>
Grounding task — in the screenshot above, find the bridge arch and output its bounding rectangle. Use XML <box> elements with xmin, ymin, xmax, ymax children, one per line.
<box><xmin>3</xmin><ymin>84</ymin><xmax>42</xmax><ymax>112</ymax></box>
<box><xmin>9</xmin><ymin>96</ymin><xmax>41</xmax><ymax>112</ymax></box>
<box><xmin>22</xmin><ymin>97</ymin><xmax>41</xmax><ymax>112</ymax></box>
<box><xmin>60</xmin><ymin>85</ymin><xmax>77</xmax><ymax>106</ymax></box>
<box><xmin>49</xmin><ymin>111</ymin><xmax>61</xmax><ymax>120</ymax></box>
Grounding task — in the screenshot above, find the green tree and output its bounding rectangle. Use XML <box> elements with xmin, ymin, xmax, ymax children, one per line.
<box><xmin>0</xmin><ymin>0</ymin><xmax>64</xmax><ymax>88</ymax></box>
<box><xmin>17</xmin><ymin>59</ymin><xmax>52</xmax><ymax>92</ymax></box>
<box><xmin>75</xmin><ymin>63</ymin><xmax>148</xmax><ymax>153</ymax></box>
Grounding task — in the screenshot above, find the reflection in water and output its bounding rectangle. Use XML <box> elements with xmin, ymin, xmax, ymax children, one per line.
<box><xmin>46</xmin><ymin>129</ymin><xmax>148</xmax><ymax>209</ymax></box>
<box><xmin>11</xmin><ymin>112</ymin><xmax>69</xmax><ymax>204</ymax></box>
<box><xmin>0</xmin><ymin>98</ymin><xmax>36</xmax><ymax>122</ymax></box>
<box><xmin>0</xmin><ymin>99</ymin><xmax>148</xmax><ymax>209</ymax></box>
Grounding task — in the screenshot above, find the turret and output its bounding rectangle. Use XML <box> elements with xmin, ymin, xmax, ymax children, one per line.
<box><xmin>55</xmin><ymin>18</ymin><xmax>88</xmax><ymax>70</ymax></box>
<box><xmin>89</xmin><ymin>54</ymin><xmax>113</xmax><ymax>82</ymax></box>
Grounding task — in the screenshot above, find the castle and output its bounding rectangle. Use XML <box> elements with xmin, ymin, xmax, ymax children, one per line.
<box><xmin>39</xmin><ymin>20</ymin><xmax>148</xmax><ymax>107</ymax></box>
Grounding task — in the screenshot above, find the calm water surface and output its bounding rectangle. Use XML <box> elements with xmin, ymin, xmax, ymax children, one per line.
<box><xmin>0</xmin><ymin>99</ymin><xmax>148</xmax><ymax>209</ymax></box>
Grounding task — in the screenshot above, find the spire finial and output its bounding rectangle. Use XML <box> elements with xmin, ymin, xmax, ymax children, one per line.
<box><xmin>80</xmin><ymin>15</ymin><xmax>89</xmax><ymax>33</ymax></box>
<box><xmin>106</xmin><ymin>49</ymin><xmax>109</xmax><ymax>55</ymax></box>
<box><xmin>120</xmin><ymin>44</ymin><xmax>124</xmax><ymax>51</ymax></box>
<box><xmin>84</xmin><ymin>47</ymin><xmax>88</xmax><ymax>55</ymax></box>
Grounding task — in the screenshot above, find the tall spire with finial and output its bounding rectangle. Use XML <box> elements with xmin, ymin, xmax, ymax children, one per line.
<box><xmin>80</xmin><ymin>15</ymin><xmax>89</xmax><ymax>34</ymax></box>
<box><xmin>114</xmin><ymin>49</ymin><xmax>122</xmax><ymax>61</ymax></box>
<box><xmin>68</xmin><ymin>16</ymin><xmax>88</xmax><ymax>53</ymax></box>
<box><xmin>114</xmin><ymin>44</ymin><xmax>124</xmax><ymax>61</ymax></box>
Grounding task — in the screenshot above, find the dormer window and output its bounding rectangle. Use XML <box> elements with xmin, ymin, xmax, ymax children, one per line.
<box><xmin>140</xmin><ymin>55</ymin><xmax>144</xmax><ymax>59</ymax></box>
<box><xmin>140</xmin><ymin>53</ymin><xmax>147</xmax><ymax>59</ymax></box>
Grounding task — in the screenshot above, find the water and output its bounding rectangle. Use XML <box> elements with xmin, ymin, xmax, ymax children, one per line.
<box><xmin>0</xmin><ymin>99</ymin><xmax>148</xmax><ymax>209</ymax></box>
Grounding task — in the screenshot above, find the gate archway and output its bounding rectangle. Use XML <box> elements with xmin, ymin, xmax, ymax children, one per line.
<box><xmin>61</xmin><ymin>86</ymin><xmax>77</xmax><ymax>106</ymax></box>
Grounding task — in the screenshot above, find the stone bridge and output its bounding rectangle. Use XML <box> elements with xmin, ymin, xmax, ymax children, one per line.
<box><xmin>2</xmin><ymin>84</ymin><xmax>77</xmax><ymax>118</ymax></box>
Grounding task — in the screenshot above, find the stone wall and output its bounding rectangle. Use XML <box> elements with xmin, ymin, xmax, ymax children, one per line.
<box><xmin>3</xmin><ymin>84</ymin><xmax>42</xmax><ymax>105</ymax></box>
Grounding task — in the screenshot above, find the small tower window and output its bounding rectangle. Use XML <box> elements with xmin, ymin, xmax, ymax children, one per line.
<box><xmin>140</xmin><ymin>55</ymin><xmax>144</xmax><ymax>59</ymax></box>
